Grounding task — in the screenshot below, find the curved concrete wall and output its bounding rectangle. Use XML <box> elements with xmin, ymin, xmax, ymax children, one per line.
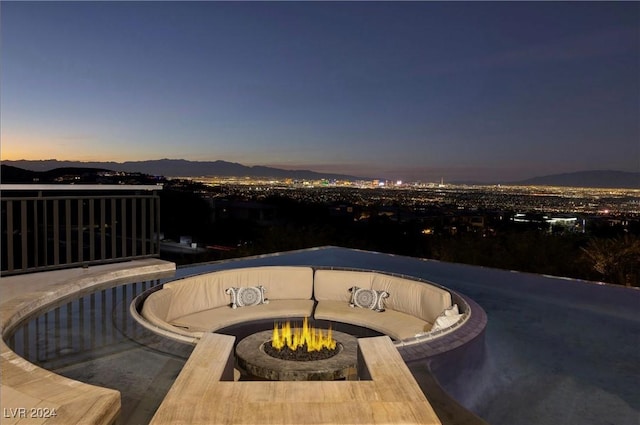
<box><xmin>0</xmin><ymin>259</ymin><xmax>176</xmax><ymax>425</ymax></box>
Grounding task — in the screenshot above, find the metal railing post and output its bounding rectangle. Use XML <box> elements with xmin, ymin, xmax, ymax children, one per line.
<box><xmin>1</xmin><ymin>184</ymin><xmax>163</xmax><ymax>276</ymax></box>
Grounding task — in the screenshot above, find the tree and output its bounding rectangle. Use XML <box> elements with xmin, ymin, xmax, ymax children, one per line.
<box><xmin>581</xmin><ymin>235</ymin><xmax>640</xmax><ymax>287</ymax></box>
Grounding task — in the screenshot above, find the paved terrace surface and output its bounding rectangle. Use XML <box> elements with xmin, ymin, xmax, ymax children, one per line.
<box><xmin>2</xmin><ymin>246</ymin><xmax>639</xmax><ymax>425</ymax></box>
<box><xmin>0</xmin><ymin>255</ymin><xmax>452</xmax><ymax>425</ymax></box>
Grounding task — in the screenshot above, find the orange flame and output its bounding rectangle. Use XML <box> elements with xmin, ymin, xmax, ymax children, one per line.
<box><xmin>271</xmin><ymin>317</ymin><xmax>336</xmax><ymax>352</ymax></box>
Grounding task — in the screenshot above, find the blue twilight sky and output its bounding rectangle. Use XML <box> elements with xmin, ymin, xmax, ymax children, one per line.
<box><xmin>1</xmin><ymin>1</ymin><xmax>638</xmax><ymax>182</ymax></box>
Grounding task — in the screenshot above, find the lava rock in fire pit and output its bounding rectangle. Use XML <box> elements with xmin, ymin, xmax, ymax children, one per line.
<box><xmin>264</xmin><ymin>342</ymin><xmax>340</xmax><ymax>361</ymax></box>
<box><xmin>237</xmin><ymin>330</ymin><xmax>358</xmax><ymax>381</ymax></box>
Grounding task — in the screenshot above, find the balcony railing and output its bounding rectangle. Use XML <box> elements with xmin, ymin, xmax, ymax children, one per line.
<box><xmin>1</xmin><ymin>184</ymin><xmax>162</xmax><ymax>276</ymax></box>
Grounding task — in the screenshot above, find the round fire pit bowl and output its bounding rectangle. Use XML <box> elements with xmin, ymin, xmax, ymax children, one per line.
<box><xmin>235</xmin><ymin>330</ymin><xmax>358</xmax><ymax>381</ymax></box>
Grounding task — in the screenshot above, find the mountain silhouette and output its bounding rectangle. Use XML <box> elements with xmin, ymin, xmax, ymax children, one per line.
<box><xmin>2</xmin><ymin>160</ymin><xmax>638</xmax><ymax>188</ymax></box>
<box><xmin>513</xmin><ymin>170</ymin><xmax>639</xmax><ymax>189</ymax></box>
<box><xmin>1</xmin><ymin>159</ymin><xmax>369</xmax><ymax>181</ymax></box>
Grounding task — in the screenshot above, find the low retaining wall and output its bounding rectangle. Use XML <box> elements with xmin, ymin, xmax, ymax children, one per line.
<box><xmin>0</xmin><ymin>259</ymin><xmax>176</xmax><ymax>425</ymax></box>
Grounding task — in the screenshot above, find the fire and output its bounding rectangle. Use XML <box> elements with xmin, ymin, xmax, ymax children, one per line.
<box><xmin>271</xmin><ymin>317</ymin><xmax>336</xmax><ymax>352</ymax></box>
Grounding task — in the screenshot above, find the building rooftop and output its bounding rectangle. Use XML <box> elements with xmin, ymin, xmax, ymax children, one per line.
<box><xmin>175</xmin><ymin>246</ymin><xmax>640</xmax><ymax>424</ymax></box>
<box><xmin>2</xmin><ymin>246</ymin><xmax>638</xmax><ymax>425</ymax></box>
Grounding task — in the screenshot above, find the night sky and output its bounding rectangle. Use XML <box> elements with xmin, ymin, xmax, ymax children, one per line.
<box><xmin>2</xmin><ymin>1</ymin><xmax>638</xmax><ymax>182</ymax></box>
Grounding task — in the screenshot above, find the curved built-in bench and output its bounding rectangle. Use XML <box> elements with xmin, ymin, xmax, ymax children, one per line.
<box><xmin>141</xmin><ymin>266</ymin><xmax>315</xmax><ymax>338</ymax></box>
<box><xmin>0</xmin><ymin>259</ymin><xmax>176</xmax><ymax>425</ymax></box>
<box><xmin>314</xmin><ymin>269</ymin><xmax>458</xmax><ymax>341</ymax></box>
<box><xmin>136</xmin><ymin>266</ymin><xmax>470</xmax><ymax>345</ymax></box>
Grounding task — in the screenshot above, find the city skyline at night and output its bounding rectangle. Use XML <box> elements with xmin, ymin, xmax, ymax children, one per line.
<box><xmin>1</xmin><ymin>1</ymin><xmax>638</xmax><ymax>182</ymax></box>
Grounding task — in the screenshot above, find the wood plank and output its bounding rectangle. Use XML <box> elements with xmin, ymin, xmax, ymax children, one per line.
<box><xmin>360</xmin><ymin>337</ymin><xmax>435</xmax><ymax>402</ymax></box>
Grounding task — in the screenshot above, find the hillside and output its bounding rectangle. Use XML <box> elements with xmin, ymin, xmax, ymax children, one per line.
<box><xmin>2</xmin><ymin>159</ymin><xmax>368</xmax><ymax>181</ymax></box>
<box><xmin>514</xmin><ymin>170</ymin><xmax>639</xmax><ymax>189</ymax></box>
<box><xmin>3</xmin><ymin>160</ymin><xmax>638</xmax><ymax>188</ymax></box>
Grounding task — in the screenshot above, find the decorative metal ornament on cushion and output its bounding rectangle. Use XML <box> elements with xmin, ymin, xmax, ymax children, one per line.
<box><xmin>348</xmin><ymin>286</ymin><xmax>389</xmax><ymax>312</ymax></box>
<box><xmin>225</xmin><ymin>286</ymin><xmax>269</xmax><ymax>309</ymax></box>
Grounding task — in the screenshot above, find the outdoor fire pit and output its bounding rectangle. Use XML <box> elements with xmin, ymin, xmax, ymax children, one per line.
<box><xmin>235</xmin><ymin>319</ymin><xmax>358</xmax><ymax>381</ymax></box>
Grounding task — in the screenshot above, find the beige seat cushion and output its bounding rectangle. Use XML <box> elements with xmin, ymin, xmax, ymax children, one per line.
<box><xmin>170</xmin><ymin>299</ymin><xmax>315</xmax><ymax>333</ymax></box>
<box><xmin>314</xmin><ymin>300</ymin><xmax>430</xmax><ymax>341</ymax></box>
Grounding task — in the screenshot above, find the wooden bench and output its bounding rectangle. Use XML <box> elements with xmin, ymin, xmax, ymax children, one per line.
<box><xmin>1</xmin><ymin>351</ymin><xmax>120</xmax><ymax>425</ymax></box>
<box><xmin>150</xmin><ymin>333</ymin><xmax>442</xmax><ymax>425</ymax></box>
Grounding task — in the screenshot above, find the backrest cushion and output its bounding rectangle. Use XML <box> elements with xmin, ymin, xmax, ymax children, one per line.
<box><xmin>371</xmin><ymin>274</ymin><xmax>452</xmax><ymax>323</ymax></box>
<box><xmin>164</xmin><ymin>266</ymin><xmax>313</xmax><ymax>321</ymax></box>
<box><xmin>141</xmin><ymin>288</ymin><xmax>174</xmax><ymax>323</ymax></box>
<box><xmin>242</xmin><ymin>266</ymin><xmax>313</xmax><ymax>300</ymax></box>
<box><xmin>313</xmin><ymin>270</ymin><xmax>376</xmax><ymax>302</ymax></box>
